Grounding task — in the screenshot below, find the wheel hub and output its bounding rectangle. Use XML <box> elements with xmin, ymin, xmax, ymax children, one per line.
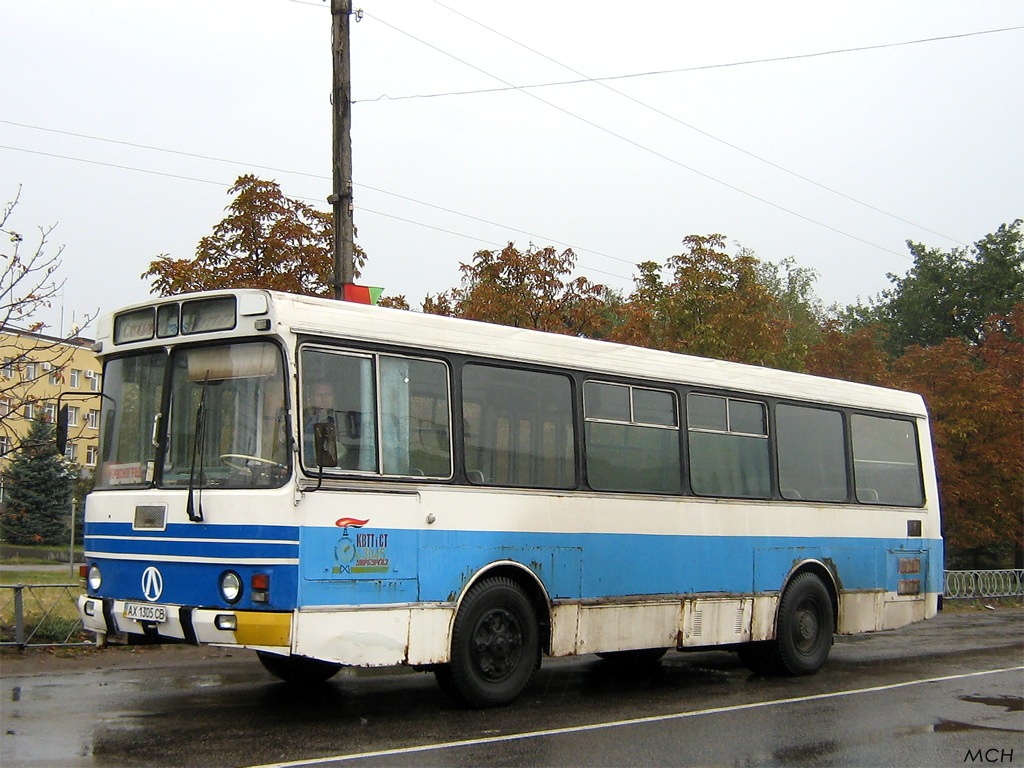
<box><xmin>473</xmin><ymin>608</ymin><xmax>523</xmax><ymax>680</ymax></box>
<box><xmin>794</xmin><ymin>605</ymin><xmax>820</xmax><ymax>651</ymax></box>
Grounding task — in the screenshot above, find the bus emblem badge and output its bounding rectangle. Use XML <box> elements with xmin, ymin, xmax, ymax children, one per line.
<box><xmin>141</xmin><ymin>567</ymin><xmax>164</xmax><ymax>602</ymax></box>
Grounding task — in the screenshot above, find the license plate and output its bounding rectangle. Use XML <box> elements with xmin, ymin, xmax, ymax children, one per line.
<box><xmin>124</xmin><ymin>602</ymin><xmax>168</xmax><ymax>623</ymax></box>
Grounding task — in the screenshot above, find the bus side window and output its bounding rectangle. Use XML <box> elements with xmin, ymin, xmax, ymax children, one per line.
<box><xmin>380</xmin><ymin>356</ymin><xmax>452</xmax><ymax>478</ymax></box>
<box><xmin>299</xmin><ymin>349</ymin><xmax>377</xmax><ymax>473</ymax></box>
<box><xmin>776</xmin><ymin>404</ymin><xmax>848</xmax><ymax>502</ymax></box>
<box><xmin>462</xmin><ymin>364</ymin><xmax>576</xmax><ymax>489</ymax></box>
<box><xmin>851</xmin><ymin>414</ymin><xmax>924</xmax><ymax>506</ymax></box>
<box><xmin>687</xmin><ymin>393</ymin><xmax>770</xmax><ymax>499</ymax></box>
<box><xmin>583</xmin><ymin>381</ymin><xmax>680</xmax><ymax>494</ymax></box>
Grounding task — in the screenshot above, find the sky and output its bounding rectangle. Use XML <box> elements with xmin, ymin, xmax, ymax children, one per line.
<box><xmin>3</xmin><ymin>1</ymin><xmax>1023</xmax><ymax>336</ymax></box>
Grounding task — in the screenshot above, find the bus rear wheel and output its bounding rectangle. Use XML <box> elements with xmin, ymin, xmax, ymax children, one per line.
<box><xmin>774</xmin><ymin>572</ymin><xmax>834</xmax><ymax>676</ymax></box>
<box><xmin>257</xmin><ymin>651</ymin><xmax>342</xmax><ymax>685</ymax></box>
<box><xmin>438</xmin><ymin>576</ymin><xmax>540</xmax><ymax>708</ymax></box>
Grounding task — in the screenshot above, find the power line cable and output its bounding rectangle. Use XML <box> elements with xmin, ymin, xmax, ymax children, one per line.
<box><xmin>357</xmin><ymin>205</ymin><xmax>632</xmax><ymax>281</ymax></box>
<box><xmin>0</xmin><ymin>143</ymin><xmax>635</xmax><ymax>283</ymax></box>
<box><xmin>430</xmin><ymin>0</ymin><xmax>969</xmax><ymax>246</ymax></box>
<box><xmin>360</xmin><ymin>10</ymin><xmax>913</xmax><ymax>260</ymax></box>
<box><xmin>356</xmin><ymin>24</ymin><xmax>1023</xmax><ymax>106</ymax></box>
<box><xmin>0</xmin><ymin>120</ymin><xmax>638</xmax><ymax>268</ymax></box>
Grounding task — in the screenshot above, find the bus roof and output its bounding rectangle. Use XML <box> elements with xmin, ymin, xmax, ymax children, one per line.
<box><xmin>270</xmin><ymin>291</ymin><xmax>926</xmax><ymax>417</ymax></box>
<box><xmin>99</xmin><ymin>289</ymin><xmax>927</xmax><ymax>417</ymax></box>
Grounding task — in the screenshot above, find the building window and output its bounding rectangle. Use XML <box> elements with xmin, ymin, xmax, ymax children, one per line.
<box><xmin>43</xmin><ymin>403</ymin><xmax>57</xmax><ymax>423</ymax></box>
<box><xmin>65</xmin><ymin>442</ymin><xmax>77</xmax><ymax>462</ymax></box>
<box><xmin>67</xmin><ymin>405</ymin><xmax>79</xmax><ymax>427</ymax></box>
<box><xmin>0</xmin><ymin>398</ymin><xmax>10</xmax><ymax>417</ymax></box>
<box><xmin>24</xmin><ymin>362</ymin><xmax>37</xmax><ymax>381</ymax></box>
<box><xmin>86</xmin><ymin>444</ymin><xmax>98</xmax><ymax>466</ymax></box>
<box><xmin>88</xmin><ymin>371</ymin><xmax>100</xmax><ymax>392</ymax></box>
<box><xmin>70</xmin><ymin>369</ymin><xmax>81</xmax><ymax>388</ymax></box>
<box><xmin>48</xmin><ymin>366</ymin><xmax>61</xmax><ymax>386</ymax></box>
<box><xmin>87</xmin><ymin>409</ymin><xmax>99</xmax><ymax>429</ymax></box>
<box><xmin>24</xmin><ymin>402</ymin><xmax>34</xmax><ymax>419</ymax></box>
<box><xmin>2</xmin><ymin>358</ymin><xmax>13</xmax><ymax>378</ymax></box>
<box><xmin>0</xmin><ymin>435</ymin><xmax>10</xmax><ymax>458</ymax></box>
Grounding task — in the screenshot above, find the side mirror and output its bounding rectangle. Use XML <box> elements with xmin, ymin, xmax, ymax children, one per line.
<box><xmin>313</xmin><ymin>422</ymin><xmax>339</xmax><ymax>468</ymax></box>
<box><xmin>56</xmin><ymin>404</ymin><xmax>69</xmax><ymax>454</ymax></box>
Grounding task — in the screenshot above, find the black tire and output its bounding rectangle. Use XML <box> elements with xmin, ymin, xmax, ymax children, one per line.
<box><xmin>442</xmin><ymin>577</ymin><xmax>540</xmax><ymax>708</ymax></box>
<box><xmin>774</xmin><ymin>572</ymin><xmax>834</xmax><ymax>676</ymax></box>
<box><xmin>596</xmin><ymin>648</ymin><xmax>668</xmax><ymax>666</ymax></box>
<box><xmin>256</xmin><ymin>651</ymin><xmax>342</xmax><ymax>685</ymax></box>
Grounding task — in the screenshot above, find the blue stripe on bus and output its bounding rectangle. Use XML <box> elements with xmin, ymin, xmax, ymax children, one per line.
<box><xmin>295</xmin><ymin>527</ymin><xmax>944</xmax><ymax>608</ymax></box>
<box><xmin>87</xmin><ymin>558</ymin><xmax>299</xmax><ymax>611</ymax></box>
<box><xmin>85</xmin><ymin>525</ymin><xmax>942</xmax><ymax>612</ymax></box>
<box><xmin>83</xmin><ymin>522</ymin><xmax>302</xmax><ymax>610</ymax></box>
<box><xmin>83</xmin><ymin>521</ymin><xmax>299</xmax><ymax>560</ymax></box>
<box><xmin>84</xmin><ymin>521</ymin><xmax>300</xmax><ymax>541</ymax></box>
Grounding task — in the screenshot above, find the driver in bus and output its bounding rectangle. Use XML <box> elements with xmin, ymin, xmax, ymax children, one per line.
<box><xmin>303</xmin><ymin>380</ymin><xmax>340</xmax><ymax>468</ymax></box>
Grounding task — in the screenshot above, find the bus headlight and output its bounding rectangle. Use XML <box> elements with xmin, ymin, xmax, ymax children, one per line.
<box><xmin>87</xmin><ymin>564</ymin><xmax>102</xmax><ymax>592</ymax></box>
<box><xmin>219</xmin><ymin>571</ymin><xmax>243</xmax><ymax>604</ymax></box>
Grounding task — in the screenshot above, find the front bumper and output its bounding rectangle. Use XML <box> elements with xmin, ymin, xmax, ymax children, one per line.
<box><xmin>78</xmin><ymin>595</ymin><xmax>292</xmax><ymax>649</ymax></box>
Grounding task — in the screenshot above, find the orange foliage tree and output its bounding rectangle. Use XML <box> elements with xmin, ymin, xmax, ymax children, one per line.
<box><xmin>422</xmin><ymin>242</ymin><xmax>613</xmax><ymax>338</ymax></box>
<box><xmin>809</xmin><ymin>306</ymin><xmax>1023</xmax><ymax>566</ymax></box>
<box><xmin>142</xmin><ymin>175</ymin><xmax>365</xmax><ymax>297</ymax></box>
<box><xmin>890</xmin><ymin>307</ymin><xmax>1023</xmax><ymax>566</ymax></box>
<box><xmin>805</xmin><ymin>324</ymin><xmax>892</xmax><ymax>386</ymax></box>
<box><xmin>609</xmin><ymin>235</ymin><xmax>800</xmax><ymax>369</ymax></box>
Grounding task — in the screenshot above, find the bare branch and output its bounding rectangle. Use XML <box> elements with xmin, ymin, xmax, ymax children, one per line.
<box><xmin>0</xmin><ymin>187</ymin><xmax>97</xmax><ymax>455</ymax></box>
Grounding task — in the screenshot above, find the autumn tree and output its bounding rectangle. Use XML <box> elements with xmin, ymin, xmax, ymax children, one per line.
<box><xmin>610</xmin><ymin>234</ymin><xmax>803</xmax><ymax>368</ymax></box>
<box><xmin>0</xmin><ymin>417</ymin><xmax>75</xmax><ymax>545</ymax></box>
<box><xmin>422</xmin><ymin>242</ymin><xmax>614</xmax><ymax>338</ymax></box>
<box><xmin>805</xmin><ymin>324</ymin><xmax>892</xmax><ymax>387</ymax></box>
<box><xmin>1</xmin><ymin>187</ymin><xmax>96</xmax><ymax>455</ymax></box>
<box><xmin>142</xmin><ymin>175</ymin><xmax>366</xmax><ymax>297</ymax></box>
<box><xmin>887</xmin><ymin>306</ymin><xmax>1023</xmax><ymax>567</ymax></box>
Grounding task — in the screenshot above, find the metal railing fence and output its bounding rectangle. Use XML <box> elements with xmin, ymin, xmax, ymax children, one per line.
<box><xmin>0</xmin><ymin>583</ymin><xmax>91</xmax><ymax>649</ymax></box>
<box><xmin>943</xmin><ymin>569</ymin><xmax>1024</xmax><ymax>600</ymax></box>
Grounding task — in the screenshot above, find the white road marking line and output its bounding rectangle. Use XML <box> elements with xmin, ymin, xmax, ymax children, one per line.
<box><xmin>244</xmin><ymin>665</ymin><xmax>1024</xmax><ymax>768</ymax></box>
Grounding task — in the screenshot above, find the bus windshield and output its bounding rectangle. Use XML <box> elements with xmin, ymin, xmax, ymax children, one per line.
<box><xmin>94</xmin><ymin>341</ymin><xmax>289</xmax><ymax>490</ymax></box>
<box><xmin>95</xmin><ymin>351</ymin><xmax>166</xmax><ymax>489</ymax></box>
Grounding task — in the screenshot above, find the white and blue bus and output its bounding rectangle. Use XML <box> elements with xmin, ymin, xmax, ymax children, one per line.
<box><xmin>77</xmin><ymin>289</ymin><xmax>942</xmax><ymax>706</ymax></box>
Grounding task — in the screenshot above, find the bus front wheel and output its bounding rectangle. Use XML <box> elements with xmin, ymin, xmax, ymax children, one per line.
<box><xmin>439</xmin><ymin>576</ymin><xmax>540</xmax><ymax>707</ymax></box>
<box><xmin>257</xmin><ymin>651</ymin><xmax>341</xmax><ymax>685</ymax></box>
<box><xmin>774</xmin><ymin>572</ymin><xmax>834</xmax><ymax>676</ymax></box>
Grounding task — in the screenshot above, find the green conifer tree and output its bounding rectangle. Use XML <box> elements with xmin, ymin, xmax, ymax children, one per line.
<box><xmin>0</xmin><ymin>418</ymin><xmax>73</xmax><ymax>545</ymax></box>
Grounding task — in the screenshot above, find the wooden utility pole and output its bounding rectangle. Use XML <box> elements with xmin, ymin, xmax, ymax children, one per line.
<box><xmin>330</xmin><ymin>0</ymin><xmax>355</xmax><ymax>299</ymax></box>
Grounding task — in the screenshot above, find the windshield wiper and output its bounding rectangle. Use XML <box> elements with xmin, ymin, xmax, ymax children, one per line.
<box><xmin>186</xmin><ymin>372</ymin><xmax>210</xmax><ymax>522</ymax></box>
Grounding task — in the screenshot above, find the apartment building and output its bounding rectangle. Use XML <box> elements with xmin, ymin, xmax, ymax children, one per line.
<box><xmin>0</xmin><ymin>327</ymin><xmax>102</xmax><ymax>489</ymax></box>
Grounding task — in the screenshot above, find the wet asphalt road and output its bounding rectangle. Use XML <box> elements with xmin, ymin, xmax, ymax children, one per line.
<box><xmin>1</xmin><ymin>609</ymin><xmax>1021</xmax><ymax>768</ymax></box>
